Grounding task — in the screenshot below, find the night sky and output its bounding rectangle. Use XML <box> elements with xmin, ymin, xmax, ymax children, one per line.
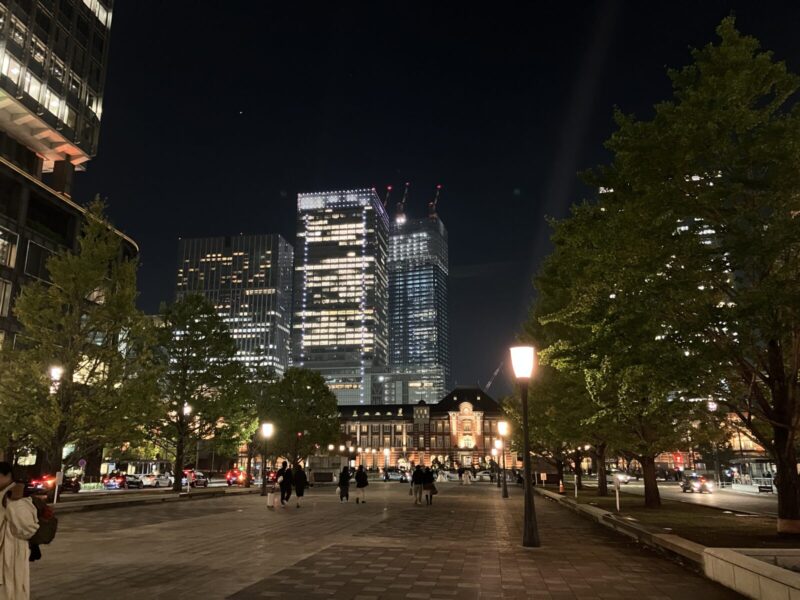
<box><xmin>72</xmin><ymin>2</ymin><xmax>800</xmax><ymax>396</ymax></box>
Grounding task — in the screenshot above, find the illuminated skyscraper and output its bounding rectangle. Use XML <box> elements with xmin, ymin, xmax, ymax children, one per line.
<box><xmin>388</xmin><ymin>211</ymin><xmax>449</xmax><ymax>403</ymax></box>
<box><xmin>292</xmin><ymin>188</ymin><xmax>389</xmax><ymax>404</ymax></box>
<box><xmin>0</xmin><ymin>0</ymin><xmax>130</xmax><ymax>349</ymax></box>
<box><xmin>176</xmin><ymin>234</ymin><xmax>294</xmax><ymax>375</ymax></box>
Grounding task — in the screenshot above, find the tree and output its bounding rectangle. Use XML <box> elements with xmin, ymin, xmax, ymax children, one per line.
<box><xmin>261</xmin><ymin>368</ymin><xmax>340</xmax><ymax>467</ymax></box>
<box><xmin>580</xmin><ymin>17</ymin><xmax>800</xmax><ymax>530</ymax></box>
<box><xmin>0</xmin><ymin>200</ymin><xmax>158</xmax><ymax>474</ymax></box>
<box><xmin>152</xmin><ymin>294</ymin><xmax>251</xmax><ymax>491</ymax></box>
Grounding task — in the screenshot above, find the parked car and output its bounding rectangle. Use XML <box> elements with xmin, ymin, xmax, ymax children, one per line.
<box><xmin>103</xmin><ymin>472</ymin><xmax>144</xmax><ymax>490</ymax></box>
<box><xmin>475</xmin><ymin>470</ymin><xmax>495</xmax><ymax>482</ymax></box>
<box><xmin>680</xmin><ymin>475</ymin><xmax>714</xmax><ymax>494</ymax></box>
<box><xmin>25</xmin><ymin>474</ymin><xmax>81</xmax><ymax>496</ymax></box>
<box><xmin>181</xmin><ymin>470</ymin><xmax>209</xmax><ymax>488</ymax></box>
<box><xmin>384</xmin><ymin>469</ymin><xmax>409</xmax><ymax>483</ymax></box>
<box><xmin>607</xmin><ymin>470</ymin><xmax>631</xmax><ymax>485</ymax></box>
<box><xmin>137</xmin><ymin>473</ymin><xmax>171</xmax><ymax>488</ymax></box>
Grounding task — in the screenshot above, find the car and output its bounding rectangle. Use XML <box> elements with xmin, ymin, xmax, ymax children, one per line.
<box><xmin>226</xmin><ymin>469</ymin><xmax>248</xmax><ymax>486</ymax></box>
<box><xmin>680</xmin><ymin>475</ymin><xmax>714</xmax><ymax>494</ymax></box>
<box><xmin>383</xmin><ymin>469</ymin><xmax>409</xmax><ymax>482</ymax></box>
<box><xmin>137</xmin><ymin>473</ymin><xmax>171</xmax><ymax>488</ymax></box>
<box><xmin>607</xmin><ymin>470</ymin><xmax>631</xmax><ymax>485</ymax></box>
<box><xmin>103</xmin><ymin>472</ymin><xmax>144</xmax><ymax>490</ymax></box>
<box><xmin>475</xmin><ymin>470</ymin><xmax>494</xmax><ymax>482</ymax></box>
<box><xmin>25</xmin><ymin>474</ymin><xmax>81</xmax><ymax>496</ymax></box>
<box><xmin>181</xmin><ymin>470</ymin><xmax>209</xmax><ymax>488</ymax></box>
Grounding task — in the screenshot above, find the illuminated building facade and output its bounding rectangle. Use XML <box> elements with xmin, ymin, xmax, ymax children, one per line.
<box><xmin>176</xmin><ymin>234</ymin><xmax>294</xmax><ymax>374</ymax></box>
<box><xmin>334</xmin><ymin>388</ymin><xmax>518</xmax><ymax>471</ymax></box>
<box><xmin>292</xmin><ymin>188</ymin><xmax>389</xmax><ymax>404</ymax></box>
<box><xmin>388</xmin><ymin>214</ymin><xmax>449</xmax><ymax>403</ymax></box>
<box><xmin>0</xmin><ymin>0</ymin><xmax>128</xmax><ymax>349</ymax></box>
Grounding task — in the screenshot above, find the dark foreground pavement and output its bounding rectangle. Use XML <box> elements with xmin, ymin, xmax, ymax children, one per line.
<box><xmin>31</xmin><ymin>482</ymin><xmax>740</xmax><ymax>599</ymax></box>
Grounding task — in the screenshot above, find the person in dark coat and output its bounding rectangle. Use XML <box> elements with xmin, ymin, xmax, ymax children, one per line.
<box><xmin>355</xmin><ymin>465</ymin><xmax>369</xmax><ymax>504</ymax></box>
<box><xmin>293</xmin><ymin>465</ymin><xmax>308</xmax><ymax>508</ymax></box>
<box><xmin>276</xmin><ymin>461</ymin><xmax>293</xmax><ymax>508</ymax></box>
<box><xmin>411</xmin><ymin>465</ymin><xmax>424</xmax><ymax>505</ymax></box>
<box><xmin>422</xmin><ymin>467</ymin><xmax>436</xmax><ymax>505</ymax></box>
<box><xmin>338</xmin><ymin>466</ymin><xmax>350</xmax><ymax>502</ymax></box>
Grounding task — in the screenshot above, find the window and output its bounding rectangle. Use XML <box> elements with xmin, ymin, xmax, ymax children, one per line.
<box><xmin>30</xmin><ymin>37</ymin><xmax>46</xmax><ymax>64</ymax></box>
<box><xmin>0</xmin><ymin>227</ymin><xmax>18</xmax><ymax>267</ymax></box>
<box><xmin>23</xmin><ymin>72</ymin><xmax>42</xmax><ymax>102</ymax></box>
<box><xmin>395</xmin><ymin>424</ymin><xmax>402</xmax><ymax>433</ymax></box>
<box><xmin>43</xmin><ymin>87</ymin><xmax>61</xmax><ymax>116</ymax></box>
<box><xmin>11</xmin><ymin>19</ymin><xmax>26</xmax><ymax>46</ymax></box>
<box><xmin>24</xmin><ymin>241</ymin><xmax>52</xmax><ymax>281</ymax></box>
<box><xmin>50</xmin><ymin>58</ymin><xmax>65</xmax><ymax>83</ymax></box>
<box><xmin>1</xmin><ymin>54</ymin><xmax>22</xmax><ymax>85</ymax></box>
<box><xmin>418</xmin><ymin>436</ymin><xmax>424</xmax><ymax>449</ymax></box>
<box><xmin>0</xmin><ymin>279</ymin><xmax>11</xmax><ymax>317</ymax></box>
<box><xmin>64</xmin><ymin>105</ymin><xmax>76</xmax><ymax>129</ymax></box>
<box><xmin>68</xmin><ymin>73</ymin><xmax>81</xmax><ymax>95</ymax></box>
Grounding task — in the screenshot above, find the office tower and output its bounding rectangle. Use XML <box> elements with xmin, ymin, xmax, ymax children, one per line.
<box><xmin>388</xmin><ymin>192</ymin><xmax>449</xmax><ymax>403</ymax></box>
<box><xmin>292</xmin><ymin>188</ymin><xmax>389</xmax><ymax>404</ymax></box>
<box><xmin>176</xmin><ymin>234</ymin><xmax>294</xmax><ymax>375</ymax></box>
<box><xmin>0</xmin><ymin>0</ymin><xmax>126</xmax><ymax>348</ymax></box>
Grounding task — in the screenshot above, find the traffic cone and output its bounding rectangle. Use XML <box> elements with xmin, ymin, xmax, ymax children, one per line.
<box><xmin>559</xmin><ymin>480</ymin><xmax>565</xmax><ymax>494</ymax></box>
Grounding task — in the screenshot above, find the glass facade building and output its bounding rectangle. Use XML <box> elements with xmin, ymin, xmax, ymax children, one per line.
<box><xmin>388</xmin><ymin>214</ymin><xmax>449</xmax><ymax>403</ymax></box>
<box><xmin>176</xmin><ymin>234</ymin><xmax>294</xmax><ymax>375</ymax></box>
<box><xmin>292</xmin><ymin>189</ymin><xmax>389</xmax><ymax>404</ymax></box>
<box><xmin>0</xmin><ymin>0</ymin><xmax>132</xmax><ymax>349</ymax></box>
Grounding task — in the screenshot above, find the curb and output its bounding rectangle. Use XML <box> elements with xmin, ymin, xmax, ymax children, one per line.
<box><xmin>533</xmin><ymin>486</ymin><xmax>705</xmax><ymax>565</ymax></box>
<box><xmin>52</xmin><ymin>487</ymin><xmax>262</xmax><ymax>514</ymax></box>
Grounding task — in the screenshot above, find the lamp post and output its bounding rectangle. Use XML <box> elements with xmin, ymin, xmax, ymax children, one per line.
<box><xmin>260</xmin><ymin>422</ymin><xmax>274</xmax><ymax>496</ymax></box>
<box><xmin>510</xmin><ymin>345</ymin><xmax>540</xmax><ymax>547</ymax></box>
<box><xmin>384</xmin><ymin>447</ymin><xmax>390</xmax><ymax>479</ymax></box>
<box><xmin>182</xmin><ymin>404</ymin><xmax>192</xmax><ymax>494</ymax></box>
<box><xmin>498</xmin><ymin>421</ymin><xmax>509</xmax><ymax>498</ymax></box>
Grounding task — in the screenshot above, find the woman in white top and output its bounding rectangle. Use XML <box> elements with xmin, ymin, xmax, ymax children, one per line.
<box><xmin>0</xmin><ymin>462</ymin><xmax>39</xmax><ymax>600</ymax></box>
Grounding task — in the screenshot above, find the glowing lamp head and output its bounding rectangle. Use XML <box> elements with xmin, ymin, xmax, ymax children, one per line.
<box><xmin>49</xmin><ymin>365</ymin><xmax>63</xmax><ymax>382</ymax></box>
<box><xmin>261</xmin><ymin>422</ymin><xmax>274</xmax><ymax>438</ymax></box>
<box><xmin>494</xmin><ymin>439</ymin><xmax>503</xmax><ymax>450</ymax></box>
<box><xmin>339</xmin><ymin>445</ymin><xmax>345</xmax><ymax>452</ymax></box>
<box><xmin>510</xmin><ymin>346</ymin><xmax>535</xmax><ymax>379</ymax></box>
<box><xmin>328</xmin><ymin>444</ymin><xmax>335</xmax><ymax>451</ymax></box>
<box><xmin>491</xmin><ymin>448</ymin><xmax>498</xmax><ymax>457</ymax></box>
<box><xmin>497</xmin><ymin>421</ymin><xmax>508</xmax><ymax>437</ymax></box>
<box><xmin>383</xmin><ymin>448</ymin><xmax>390</xmax><ymax>456</ymax></box>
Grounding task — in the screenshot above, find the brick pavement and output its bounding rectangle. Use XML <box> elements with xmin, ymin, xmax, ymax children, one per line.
<box><xmin>31</xmin><ymin>482</ymin><xmax>740</xmax><ymax>599</ymax></box>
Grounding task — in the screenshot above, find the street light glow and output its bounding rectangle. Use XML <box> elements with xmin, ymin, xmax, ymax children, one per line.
<box><xmin>383</xmin><ymin>447</ymin><xmax>390</xmax><ymax>456</ymax></box>
<box><xmin>183</xmin><ymin>404</ymin><xmax>192</xmax><ymax>416</ymax></box>
<box><xmin>328</xmin><ymin>444</ymin><xmax>335</xmax><ymax>451</ymax></box>
<box><xmin>339</xmin><ymin>445</ymin><xmax>345</xmax><ymax>452</ymax></box>
<box><xmin>494</xmin><ymin>439</ymin><xmax>503</xmax><ymax>450</ymax></box>
<box><xmin>49</xmin><ymin>365</ymin><xmax>63</xmax><ymax>382</ymax></box>
<box><xmin>261</xmin><ymin>422</ymin><xmax>274</xmax><ymax>438</ymax></box>
<box><xmin>510</xmin><ymin>346</ymin><xmax>535</xmax><ymax>379</ymax></box>
<box><xmin>498</xmin><ymin>421</ymin><xmax>508</xmax><ymax>436</ymax></box>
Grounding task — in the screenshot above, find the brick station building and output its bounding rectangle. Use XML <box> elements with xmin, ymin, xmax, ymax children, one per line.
<box><xmin>336</xmin><ymin>387</ymin><xmax>518</xmax><ymax>471</ymax></box>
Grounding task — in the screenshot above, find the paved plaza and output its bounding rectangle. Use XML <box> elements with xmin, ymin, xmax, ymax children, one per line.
<box><xmin>31</xmin><ymin>482</ymin><xmax>740</xmax><ymax>599</ymax></box>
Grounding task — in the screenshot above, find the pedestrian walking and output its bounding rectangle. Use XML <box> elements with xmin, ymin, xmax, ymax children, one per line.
<box><xmin>422</xmin><ymin>467</ymin><xmax>436</xmax><ymax>505</ymax></box>
<box><xmin>338</xmin><ymin>466</ymin><xmax>351</xmax><ymax>502</ymax></box>
<box><xmin>0</xmin><ymin>462</ymin><xmax>39</xmax><ymax>600</ymax></box>
<box><xmin>355</xmin><ymin>465</ymin><xmax>369</xmax><ymax>504</ymax></box>
<box><xmin>276</xmin><ymin>461</ymin><xmax>293</xmax><ymax>508</ymax></box>
<box><xmin>411</xmin><ymin>465</ymin><xmax>424</xmax><ymax>505</ymax></box>
<box><xmin>457</xmin><ymin>466</ymin><xmax>464</xmax><ymax>485</ymax></box>
<box><xmin>293</xmin><ymin>465</ymin><xmax>308</xmax><ymax>508</ymax></box>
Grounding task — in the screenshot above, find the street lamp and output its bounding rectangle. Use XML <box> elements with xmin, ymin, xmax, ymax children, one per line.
<box><xmin>510</xmin><ymin>345</ymin><xmax>540</xmax><ymax>547</ymax></box>
<box><xmin>260</xmin><ymin>422</ymin><xmax>274</xmax><ymax>497</ymax></box>
<box><xmin>498</xmin><ymin>421</ymin><xmax>510</xmax><ymax>498</ymax></box>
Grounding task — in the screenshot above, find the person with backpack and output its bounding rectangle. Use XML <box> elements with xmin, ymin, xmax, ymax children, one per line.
<box><xmin>276</xmin><ymin>461</ymin><xmax>293</xmax><ymax>508</ymax></box>
<box><xmin>354</xmin><ymin>465</ymin><xmax>369</xmax><ymax>504</ymax></box>
<box><xmin>0</xmin><ymin>462</ymin><xmax>39</xmax><ymax>600</ymax></box>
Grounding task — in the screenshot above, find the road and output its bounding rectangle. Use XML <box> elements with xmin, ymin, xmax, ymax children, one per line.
<box><xmin>585</xmin><ymin>480</ymin><xmax>778</xmax><ymax>516</ymax></box>
<box><xmin>31</xmin><ymin>482</ymin><xmax>739</xmax><ymax>599</ymax></box>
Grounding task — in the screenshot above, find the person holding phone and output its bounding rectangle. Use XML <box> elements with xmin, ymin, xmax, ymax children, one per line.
<box><xmin>0</xmin><ymin>462</ymin><xmax>39</xmax><ymax>600</ymax></box>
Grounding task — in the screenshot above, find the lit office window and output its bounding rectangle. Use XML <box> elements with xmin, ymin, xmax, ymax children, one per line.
<box><xmin>43</xmin><ymin>87</ymin><xmax>61</xmax><ymax>116</ymax></box>
<box><xmin>0</xmin><ymin>227</ymin><xmax>18</xmax><ymax>268</ymax></box>
<box><xmin>29</xmin><ymin>37</ymin><xmax>46</xmax><ymax>65</ymax></box>
<box><xmin>23</xmin><ymin>72</ymin><xmax>42</xmax><ymax>102</ymax></box>
<box><xmin>1</xmin><ymin>54</ymin><xmax>22</xmax><ymax>85</ymax></box>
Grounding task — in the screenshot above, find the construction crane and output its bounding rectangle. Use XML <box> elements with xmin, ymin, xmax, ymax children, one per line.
<box><xmin>428</xmin><ymin>184</ymin><xmax>442</xmax><ymax>218</ymax></box>
<box><xmin>484</xmin><ymin>361</ymin><xmax>504</xmax><ymax>391</ymax></box>
<box><xmin>395</xmin><ymin>182</ymin><xmax>409</xmax><ymax>224</ymax></box>
<box><xmin>383</xmin><ymin>185</ymin><xmax>392</xmax><ymax>209</ymax></box>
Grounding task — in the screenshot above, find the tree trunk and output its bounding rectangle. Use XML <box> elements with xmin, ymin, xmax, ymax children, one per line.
<box><xmin>641</xmin><ymin>455</ymin><xmax>661</xmax><ymax>508</ymax></box>
<box><xmin>773</xmin><ymin>424</ymin><xmax>800</xmax><ymax>534</ymax></box>
<box><xmin>33</xmin><ymin>449</ymin><xmax>44</xmax><ymax>478</ymax></box>
<box><xmin>172</xmin><ymin>435</ymin><xmax>185</xmax><ymax>492</ymax></box>
<box><xmin>574</xmin><ymin>451</ymin><xmax>583</xmax><ymax>490</ymax></box>
<box><xmin>595</xmin><ymin>443</ymin><xmax>608</xmax><ymax>497</ymax></box>
<box><xmin>85</xmin><ymin>447</ymin><xmax>103</xmax><ymax>479</ymax></box>
<box><xmin>244</xmin><ymin>442</ymin><xmax>253</xmax><ymax>488</ymax></box>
